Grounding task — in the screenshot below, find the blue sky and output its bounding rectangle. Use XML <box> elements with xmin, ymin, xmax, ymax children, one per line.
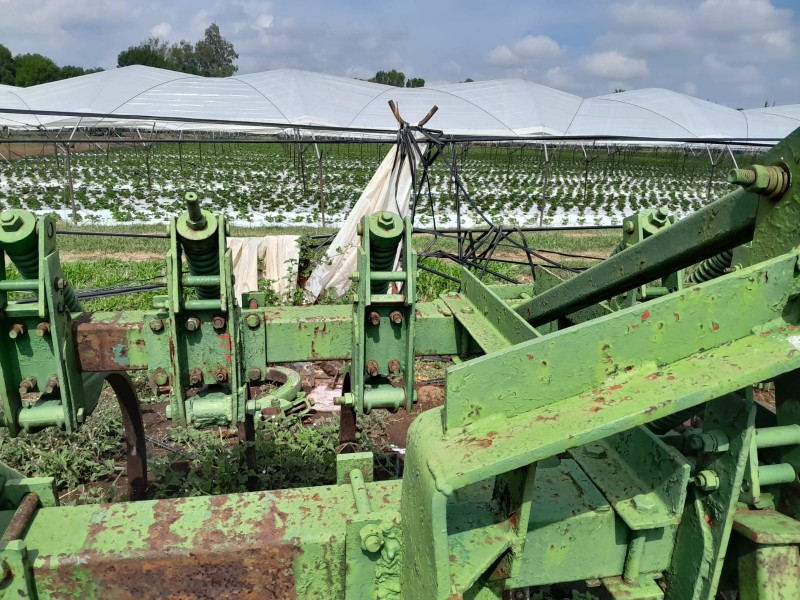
<box><xmin>0</xmin><ymin>0</ymin><xmax>797</xmax><ymax>108</ymax></box>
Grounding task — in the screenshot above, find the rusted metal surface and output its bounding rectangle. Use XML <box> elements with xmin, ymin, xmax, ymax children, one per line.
<box><xmin>106</xmin><ymin>372</ymin><xmax>147</xmax><ymax>501</ymax></box>
<box><xmin>73</xmin><ymin>314</ymin><xmax>148</xmax><ymax>372</ymax></box>
<box><xmin>1</xmin><ymin>492</ymin><xmax>39</xmax><ymax>542</ymax></box>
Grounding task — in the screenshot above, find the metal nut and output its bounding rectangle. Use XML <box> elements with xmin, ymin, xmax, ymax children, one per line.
<box><xmin>36</xmin><ymin>322</ymin><xmax>51</xmax><ymax>337</ymax></box>
<box><xmin>54</xmin><ymin>277</ymin><xmax>68</xmax><ymax>290</ymax></box>
<box><xmin>693</xmin><ymin>469</ymin><xmax>720</xmax><ymax>492</ymax></box>
<box><xmin>213</xmin><ymin>368</ymin><xmax>227</xmax><ymax>382</ymax></box>
<box><xmin>244</xmin><ymin>314</ymin><xmax>261</xmax><ymax>329</ymax></box>
<box><xmin>0</xmin><ymin>212</ymin><xmax>22</xmax><ymax>232</ymax></box>
<box><xmin>359</xmin><ymin>524</ymin><xmax>384</xmax><ymax>553</ymax></box>
<box><xmin>631</xmin><ymin>494</ymin><xmax>657</xmax><ymax>514</ymax></box>
<box><xmin>153</xmin><ymin>369</ymin><xmax>169</xmax><ymax>386</ymax></box>
<box><xmin>388</xmin><ymin>359</ymin><xmax>401</xmax><ymax>374</ymax></box>
<box><xmin>149</xmin><ymin>317</ymin><xmax>164</xmax><ymax>332</ymax></box>
<box><xmin>18</xmin><ymin>376</ymin><xmax>36</xmax><ymax>395</ymax></box>
<box><xmin>185</xmin><ymin>317</ymin><xmax>201</xmax><ymax>332</ymax></box>
<box><xmin>248</xmin><ymin>367</ymin><xmax>262</xmax><ymax>382</ymax></box>
<box><xmin>389</xmin><ymin>311</ymin><xmax>403</xmax><ymax>324</ymax></box>
<box><xmin>211</xmin><ymin>315</ymin><xmax>227</xmax><ymax>331</ymax></box>
<box><xmin>366</xmin><ymin>360</ymin><xmax>379</xmax><ymax>377</ymax></box>
<box><xmin>368</xmin><ymin>311</ymin><xmax>381</xmax><ymax>326</ymax></box>
<box><xmin>43</xmin><ymin>376</ymin><xmax>59</xmax><ymax>394</ymax></box>
<box><xmin>188</xmin><ymin>369</ymin><xmax>204</xmax><ymax>385</ymax></box>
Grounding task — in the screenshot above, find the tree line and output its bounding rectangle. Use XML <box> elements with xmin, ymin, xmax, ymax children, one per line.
<box><xmin>0</xmin><ymin>44</ymin><xmax>103</xmax><ymax>87</ymax></box>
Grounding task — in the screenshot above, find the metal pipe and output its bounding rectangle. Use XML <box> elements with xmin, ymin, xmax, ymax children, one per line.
<box><xmin>758</xmin><ymin>463</ymin><xmax>797</xmax><ymax>486</ymax></box>
<box><xmin>0</xmin><ymin>279</ymin><xmax>39</xmax><ymax>292</ymax></box>
<box><xmin>350</xmin><ymin>469</ymin><xmax>372</xmax><ymax>514</ymax></box>
<box><xmin>755</xmin><ymin>425</ymin><xmax>800</xmax><ymax>449</ymax></box>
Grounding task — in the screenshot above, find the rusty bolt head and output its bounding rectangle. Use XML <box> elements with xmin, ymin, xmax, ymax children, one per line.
<box><xmin>368</xmin><ymin>311</ymin><xmax>381</xmax><ymax>326</ymax></box>
<box><xmin>0</xmin><ymin>212</ymin><xmax>22</xmax><ymax>232</ymax></box>
<box><xmin>149</xmin><ymin>317</ymin><xmax>164</xmax><ymax>332</ymax></box>
<box><xmin>359</xmin><ymin>524</ymin><xmax>384</xmax><ymax>553</ymax></box>
<box><xmin>188</xmin><ymin>369</ymin><xmax>204</xmax><ymax>385</ymax></box>
<box><xmin>213</xmin><ymin>368</ymin><xmax>228</xmax><ymax>382</ymax></box>
<box><xmin>153</xmin><ymin>370</ymin><xmax>169</xmax><ymax>386</ymax></box>
<box><xmin>18</xmin><ymin>377</ymin><xmax>36</xmax><ymax>395</ymax></box>
<box><xmin>185</xmin><ymin>317</ymin><xmax>201</xmax><ymax>332</ymax></box>
<box><xmin>8</xmin><ymin>323</ymin><xmax>26</xmax><ymax>339</ymax></box>
<box><xmin>36</xmin><ymin>322</ymin><xmax>51</xmax><ymax>337</ymax></box>
<box><xmin>388</xmin><ymin>359</ymin><xmax>401</xmax><ymax>374</ymax></box>
<box><xmin>44</xmin><ymin>376</ymin><xmax>59</xmax><ymax>394</ymax></box>
<box><xmin>244</xmin><ymin>314</ymin><xmax>261</xmax><ymax>329</ymax></box>
<box><xmin>54</xmin><ymin>277</ymin><xmax>68</xmax><ymax>290</ymax></box>
<box><xmin>248</xmin><ymin>367</ymin><xmax>262</xmax><ymax>382</ymax></box>
<box><xmin>366</xmin><ymin>360</ymin><xmax>379</xmax><ymax>377</ymax></box>
<box><xmin>389</xmin><ymin>311</ymin><xmax>403</xmax><ymax>325</ymax></box>
<box><xmin>211</xmin><ymin>315</ymin><xmax>227</xmax><ymax>331</ymax></box>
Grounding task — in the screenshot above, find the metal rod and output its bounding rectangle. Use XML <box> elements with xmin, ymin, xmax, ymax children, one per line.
<box><xmin>350</xmin><ymin>469</ymin><xmax>372</xmax><ymax>514</ymax></box>
<box><xmin>623</xmin><ymin>529</ymin><xmax>646</xmax><ymax>584</ymax></box>
<box><xmin>0</xmin><ymin>280</ymin><xmax>39</xmax><ymax>292</ymax></box>
<box><xmin>755</xmin><ymin>425</ymin><xmax>800</xmax><ymax>449</ymax></box>
<box><xmin>0</xmin><ymin>492</ymin><xmax>40</xmax><ymax>542</ymax></box>
<box><xmin>758</xmin><ymin>463</ymin><xmax>797</xmax><ymax>486</ymax></box>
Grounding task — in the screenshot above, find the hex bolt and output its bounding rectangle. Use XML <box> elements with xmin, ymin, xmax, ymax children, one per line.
<box><xmin>624</xmin><ymin>220</ymin><xmax>635</xmax><ymax>234</ymax></box>
<box><xmin>36</xmin><ymin>322</ymin><xmax>51</xmax><ymax>337</ymax></box>
<box><xmin>359</xmin><ymin>524</ymin><xmax>385</xmax><ymax>553</ymax></box>
<box><xmin>18</xmin><ymin>376</ymin><xmax>36</xmax><ymax>395</ymax></box>
<box><xmin>631</xmin><ymin>494</ymin><xmax>657</xmax><ymax>514</ymax></box>
<box><xmin>54</xmin><ymin>277</ymin><xmax>68</xmax><ymax>290</ymax></box>
<box><xmin>8</xmin><ymin>323</ymin><xmax>26</xmax><ymax>339</ymax></box>
<box><xmin>188</xmin><ymin>369</ymin><xmax>204</xmax><ymax>385</ymax></box>
<box><xmin>211</xmin><ymin>315</ymin><xmax>227</xmax><ymax>331</ymax></box>
<box><xmin>377</xmin><ymin>213</ymin><xmax>395</xmax><ymax>231</ymax></box>
<box><xmin>366</xmin><ymin>360</ymin><xmax>379</xmax><ymax>377</ymax></box>
<box><xmin>349</xmin><ymin>271</ymin><xmax>360</xmax><ymax>282</ymax></box>
<box><xmin>76</xmin><ymin>408</ymin><xmax>85</xmax><ymax>424</ymax></box>
<box><xmin>0</xmin><ymin>212</ymin><xmax>22</xmax><ymax>232</ymax></box>
<box><xmin>43</xmin><ymin>376</ymin><xmax>59</xmax><ymax>395</ymax></box>
<box><xmin>334</xmin><ymin>393</ymin><xmax>355</xmax><ymax>407</ymax></box>
<box><xmin>244</xmin><ymin>314</ymin><xmax>261</xmax><ymax>329</ymax></box>
<box><xmin>693</xmin><ymin>470</ymin><xmax>720</xmax><ymax>492</ymax></box>
<box><xmin>389</xmin><ymin>311</ymin><xmax>403</xmax><ymax>325</ymax></box>
<box><xmin>388</xmin><ymin>359</ymin><xmax>401</xmax><ymax>374</ymax></box>
<box><xmin>248</xmin><ymin>367</ymin><xmax>262</xmax><ymax>382</ymax></box>
<box><xmin>213</xmin><ymin>368</ymin><xmax>228</xmax><ymax>382</ymax></box>
<box><xmin>368</xmin><ymin>311</ymin><xmax>381</xmax><ymax>326</ymax></box>
<box><xmin>149</xmin><ymin>317</ymin><xmax>164</xmax><ymax>332</ymax></box>
<box><xmin>185</xmin><ymin>317</ymin><xmax>201</xmax><ymax>332</ymax></box>
<box><xmin>153</xmin><ymin>370</ymin><xmax>169</xmax><ymax>386</ymax></box>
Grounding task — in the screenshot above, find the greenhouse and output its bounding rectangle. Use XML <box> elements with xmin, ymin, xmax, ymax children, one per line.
<box><xmin>1</xmin><ymin>65</ymin><xmax>799</xmax><ymax>140</ymax></box>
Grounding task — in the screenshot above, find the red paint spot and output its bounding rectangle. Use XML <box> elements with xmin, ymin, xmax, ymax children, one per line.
<box><xmin>673</xmin><ymin>313</ymin><xmax>680</xmax><ymax>321</ymax></box>
<box><xmin>760</xmin><ymin>331</ymin><xmax>773</xmax><ymax>337</ymax></box>
<box><xmin>631</xmin><ymin>324</ymin><xmax>639</xmax><ymax>329</ymax></box>
<box><xmin>593</xmin><ymin>389</ymin><xmax>601</xmax><ymax>394</ymax></box>
<box><xmin>609</xmin><ymin>384</ymin><xmax>623</xmax><ymax>391</ymax></box>
<box><xmin>712</xmin><ymin>322</ymin><xmax>720</xmax><ymax>331</ymax></box>
<box><xmin>535</xmin><ymin>415</ymin><xmax>558</xmax><ymax>422</ymax></box>
<box><xmin>667</xmin><ymin>375</ymin><xmax>675</xmax><ymax>381</ymax></box>
<box><xmin>527</xmin><ymin>354</ymin><xmax>535</xmax><ymax>361</ymax></box>
<box><xmin>589</xmin><ymin>406</ymin><xmax>602</xmax><ymax>412</ymax></box>
<box><xmin>704</xmin><ymin>513</ymin><xmax>717</xmax><ymax>528</ymax></box>
<box><xmin>641</xmin><ymin>310</ymin><xmax>650</xmax><ymax>321</ymax></box>
<box><xmin>645</xmin><ymin>372</ymin><xmax>661</xmax><ymax>381</ymax></box>
<box><xmin>594</xmin><ymin>397</ymin><xmax>605</xmax><ymax>403</ymax></box>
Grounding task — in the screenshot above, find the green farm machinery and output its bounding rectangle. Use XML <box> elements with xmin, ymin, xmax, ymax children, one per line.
<box><xmin>2</xmin><ymin>126</ymin><xmax>800</xmax><ymax>600</ymax></box>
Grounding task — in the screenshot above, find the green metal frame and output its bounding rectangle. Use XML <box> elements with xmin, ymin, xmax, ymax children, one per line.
<box><xmin>2</xmin><ymin>127</ymin><xmax>800</xmax><ymax>599</ymax></box>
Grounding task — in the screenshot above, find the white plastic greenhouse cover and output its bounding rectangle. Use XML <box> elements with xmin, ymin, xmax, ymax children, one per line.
<box><xmin>1</xmin><ymin>65</ymin><xmax>799</xmax><ymax>140</ymax></box>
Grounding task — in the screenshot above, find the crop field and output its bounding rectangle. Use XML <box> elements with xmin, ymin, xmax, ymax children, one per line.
<box><xmin>0</xmin><ymin>138</ymin><xmax>762</xmax><ymax>227</ymax></box>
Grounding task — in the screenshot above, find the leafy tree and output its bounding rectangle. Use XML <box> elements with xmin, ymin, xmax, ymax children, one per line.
<box><xmin>193</xmin><ymin>23</ymin><xmax>238</xmax><ymax>77</ymax></box>
<box><xmin>461</xmin><ymin>77</ymin><xmax>474</xmax><ymax>83</ymax></box>
<box><xmin>369</xmin><ymin>69</ymin><xmax>407</xmax><ymax>87</ymax></box>
<box><xmin>405</xmin><ymin>77</ymin><xmax>424</xmax><ymax>88</ymax></box>
<box><xmin>59</xmin><ymin>65</ymin><xmax>104</xmax><ymax>79</ymax></box>
<box><xmin>14</xmin><ymin>53</ymin><xmax>61</xmax><ymax>87</ymax></box>
<box><xmin>117</xmin><ymin>24</ymin><xmax>238</xmax><ymax>78</ymax></box>
<box><xmin>0</xmin><ymin>44</ymin><xmax>15</xmax><ymax>85</ymax></box>
<box><xmin>613</xmin><ymin>88</ymin><xmax>626</xmax><ymax>93</ymax></box>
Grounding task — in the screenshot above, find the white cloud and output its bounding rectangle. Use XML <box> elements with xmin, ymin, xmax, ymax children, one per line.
<box><xmin>150</xmin><ymin>22</ymin><xmax>171</xmax><ymax>38</ymax></box>
<box><xmin>681</xmin><ymin>81</ymin><xmax>698</xmax><ymax>96</ymax></box>
<box><xmin>543</xmin><ymin>66</ymin><xmax>573</xmax><ymax>90</ymax></box>
<box><xmin>486</xmin><ymin>35</ymin><xmax>562</xmax><ymax>66</ymax></box>
<box><xmin>254</xmin><ymin>14</ymin><xmax>273</xmax><ymax>30</ymax></box>
<box><xmin>580</xmin><ymin>51</ymin><xmax>648</xmax><ymax>79</ymax></box>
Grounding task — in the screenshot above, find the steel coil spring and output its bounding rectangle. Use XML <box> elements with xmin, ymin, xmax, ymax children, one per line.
<box><xmin>686</xmin><ymin>250</ymin><xmax>733</xmax><ymax>284</ymax></box>
<box><xmin>370</xmin><ymin>245</ymin><xmax>397</xmax><ymax>295</ymax></box>
<box><xmin>181</xmin><ymin>237</ymin><xmax>220</xmax><ymax>300</ymax></box>
<box><xmin>8</xmin><ymin>247</ymin><xmax>82</xmax><ymax>312</ymax></box>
